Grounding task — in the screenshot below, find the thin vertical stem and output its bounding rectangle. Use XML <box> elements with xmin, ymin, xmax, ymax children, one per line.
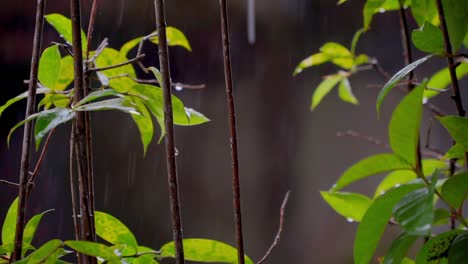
<box><xmin>153</xmin><ymin>1</ymin><xmax>185</xmax><ymax>263</ymax></box>
<box><xmin>218</xmin><ymin>1</ymin><xmax>246</xmax><ymax>264</ymax></box>
<box><xmin>11</xmin><ymin>0</ymin><xmax>46</xmax><ymax>261</ymax></box>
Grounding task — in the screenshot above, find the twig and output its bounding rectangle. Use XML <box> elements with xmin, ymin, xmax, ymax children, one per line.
<box><xmin>256</xmin><ymin>191</ymin><xmax>290</xmax><ymax>264</ymax></box>
<box><xmin>337</xmin><ymin>130</ymin><xmax>389</xmax><ymax>149</ymax></box>
<box><xmin>108</xmin><ymin>74</ymin><xmax>206</xmax><ymax>89</ymax></box>
<box><xmin>85</xmin><ymin>38</ymin><xmax>108</xmax><ymax>63</ymax></box>
<box><xmin>218</xmin><ymin>1</ymin><xmax>246</xmax><ymax>264</ymax></box>
<box><xmin>27</xmin><ymin>128</ymin><xmax>56</xmax><ymax>189</ymax></box>
<box><xmin>86</xmin><ymin>0</ymin><xmax>98</xmax><ymax>60</ymax></box>
<box><xmin>11</xmin><ymin>0</ymin><xmax>45</xmax><ymax>260</ymax></box>
<box><xmin>154</xmin><ymin>1</ymin><xmax>185</xmax><ymax>263</ymax></box>
<box><xmin>86</xmin><ymin>54</ymin><xmax>145</xmax><ymax>73</ymax></box>
<box><xmin>0</xmin><ymin>180</ymin><xmax>20</xmax><ymax>187</ymax></box>
<box><xmin>370</xmin><ymin>59</ymin><xmax>391</xmax><ymax>80</ymax></box>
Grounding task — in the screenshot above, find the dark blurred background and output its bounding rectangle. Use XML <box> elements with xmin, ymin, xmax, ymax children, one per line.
<box><xmin>1</xmin><ymin>0</ymin><xmax>466</xmax><ymax>263</ymax></box>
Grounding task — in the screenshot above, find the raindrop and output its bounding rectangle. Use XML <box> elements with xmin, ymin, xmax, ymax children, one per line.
<box><xmin>346</xmin><ymin>218</ymin><xmax>355</xmax><ymax>223</ymax></box>
<box><xmin>174</xmin><ymin>147</ymin><xmax>179</xmax><ymax>156</ymax></box>
<box><xmin>395</xmin><ymin>184</ymin><xmax>401</xmax><ymax>187</ymax></box>
<box><xmin>379</xmin><ymin>8</ymin><xmax>386</xmax><ymax>13</ymax></box>
<box><xmin>175</xmin><ymin>85</ymin><xmax>183</xmax><ymax>91</ymax></box>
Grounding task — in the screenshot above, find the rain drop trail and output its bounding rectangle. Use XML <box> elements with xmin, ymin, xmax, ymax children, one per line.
<box><xmin>247</xmin><ymin>0</ymin><xmax>255</xmax><ymax>44</ymax></box>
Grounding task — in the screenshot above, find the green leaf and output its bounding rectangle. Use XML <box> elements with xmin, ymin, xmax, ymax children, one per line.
<box><xmin>44</xmin><ymin>14</ymin><xmax>87</xmax><ymax>53</ymax></box>
<box><xmin>55</xmin><ymin>55</ymin><xmax>74</xmax><ymax>91</ymax></box>
<box><xmin>388</xmin><ymin>83</ymin><xmax>424</xmax><ymax>165</ymax></box>
<box><xmin>415</xmin><ymin>230</ymin><xmax>463</xmax><ymax>263</ymax></box>
<box><xmin>2</xmin><ymin>197</ymin><xmax>18</xmax><ymax>245</ymax></box>
<box><xmin>311</xmin><ymin>74</ymin><xmax>343</xmax><ymax>110</ymax></box>
<box><xmin>293</xmin><ymin>53</ymin><xmax>329</xmax><ymax>76</ymax></box>
<box><xmin>393</xmin><ymin>188</ymin><xmax>434</xmax><ymax>235</ymax></box>
<box><xmin>23</xmin><ymin>210</ymin><xmax>54</xmax><ymax>249</ymax></box>
<box><xmin>38</xmin><ymin>45</ymin><xmax>62</xmax><ymax>89</ymax></box>
<box><xmin>376</xmin><ymin>55</ymin><xmax>433</xmax><ymax>114</ymax></box>
<box><xmin>338</xmin><ymin>78</ymin><xmax>359</xmax><ymax>105</ymax></box>
<box><xmin>425</xmin><ymin>63</ymin><xmax>468</xmax><ymax>100</ymax></box>
<box><xmin>34</xmin><ymin>108</ymin><xmax>75</xmax><ymax>150</ymax></box>
<box><xmin>350</xmin><ymin>28</ymin><xmax>365</xmax><ymax>55</ymax></box>
<box><xmin>411</xmin><ymin>23</ymin><xmax>445</xmax><ymax>55</ymax></box>
<box><xmin>374</xmin><ymin>171</ymin><xmax>417</xmax><ymax>197</ymax></box>
<box><xmin>363</xmin><ymin>0</ymin><xmax>386</xmax><ymax>31</ymax></box>
<box><xmin>441</xmin><ymin>171</ymin><xmax>468</xmax><ymax>209</ymax></box>
<box><xmin>320</xmin><ymin>42</ymin><xmax>354</xmax><ymax>69</ymax></box>
<box><xmin>448</xmin><ymin>233</ymin><xmax>468</xmax><ymax>263</ymax></box>
<box><xmin>441</xmin><ymin>0</ymin><xmax>468</xmax><ymax>52</ymax></box>
<box><xmin>74</xmin><ymin>89</ymin><xmax>119</xmax><ymax>107</ymax></box>
<box><xmin>133</xmin><ymin>254</ymin><xmax>159</xmax><ymax>264</ymax></box>
<box><xmin>411</xmin><ymin>0</ymin><xmax>439</xmax><ymax>27</ymax></box>
<box><xmin>126</xmin><ymin>97</ymin><xmax>154</xmax><ymax>155</ymax></box>
<box><xmin>26</xmin><ymin>239</ymin><xmax>62</xmax><ymax>264</ymax></box>
<box><xmin>354</xmin><ymin>183</ymin><xmax>424</xmax><ymax>264</ymax></box>
<box><xmin>382</xmin><ymin>233</ymin><xmax>418</xmax><ymax>264</ymax></box>
<box><xmin>444</xmin><ymin>144</ymin><xmax>465</xmax><ymax>159</ymax></box>
<box><xmin>94</xmin><ymin>211</ymin><xmax>138</xmax><ymax>252</ymax></box>
<box><xmin>65</xmin><ymin>241</ymin><xmax>120</xmax><ymax>263</ymax></box>
<box><xmin>332</xmin><ymin>154</ymin><xmax>412</xmax><ymax>191</ymax></box>
<box><xmin>160</xmin><ymin>239</ymin><xmax>254</xmax><ymax>264</ymax></box>
<box><xmin>320</xmin><ymin>191</ymin><xmax>372</xmax><ymax>222</ymax></box>
<box><xmin>433</xmin><ymin>208</ymin><xmax>451</xmax><ymax>226</ymax></box>
<box><xmin>94</xmin><ymin>48</ymin><xmax>138</xmax><ymax>93</ymax></box>
<box><xmin>438</xmin><ymin>116</ymin><xmax>468</xmax><ymax>149</ymax></box>
<box><xmin>38</xmin><ymin>94</ymin><xmax>70</xmax><ymax>109</ymax></box>
<box><xmin>354</xmin><ymin>54</ymin><xmax>370</xmax><ymax>66</ymax></box>
<box><xmin>74</xmin><ymin>98</ymin><xmax>138</xmax><ymax>114</ymax></box>
<box><xmin>0</xmin><ymin>88</ymin><xmax>50</xmax><ymax>119</ymax></box>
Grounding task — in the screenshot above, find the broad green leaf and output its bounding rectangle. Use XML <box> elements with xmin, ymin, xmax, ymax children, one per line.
<box><xmin>433</xmin><ymin>208</ymin><xmax>451</xmax><ymax>226</ymax></box>
<box><xmin>354</xmin><ymin>54</ymin><xmax>370</xmax><ymax>66</ymax></box>
<box><xmin>34</xmin><ymin>108</ymin><xmax>75</xmax><ymax>149</ymax></box>
<box><xmin>293</xmin><ymin>53</ymin><xmax>329</xmax><ymax>76</ymax></box>
<box><xmin>26</xmin><ymin>239</ymin><xmax>62</xmax><ymax>264</ymax></box>
<box><xmin>38</xmin><ymin>94</ymin><xmax>70</xmax><ymax>109</ymax></box>
<box><xmin>388</xmin><ymin>83</ymin><xmax>424</xmax><ymax>165</ymax></box>
<box><xmin>393</xmin><ymin>188</ymin><xmax>434</xmax><ymax>235</ymax></box>
<box><xmin>2</xmin><ymin>197</ymin><xmax>18</xmax><ymax>245</ymax></box>
<box><xmin>183</xmin><ymin>108</ymin><xmax>210</xmax><ymax>126</ymax></box>
<box><xmin>444</xmin><ymin>144</ymin><xmax>465</xmax><ymax>159</ymax></box>
<box><xmin>376</xmin><ymin>55</ymin><xmax>433</xmax><ymax>114</ymax></box>
<box><xmin>74</xmin><ymin>89</ymin><xmax>119</xmax><ymax>107</ymax></box>
<box><xmin>55</xmin><ymin>55</ymin><xmax>74</xmax><ymax>91</ymax></box>
<box><xmin>438</xmin><ymin>116</ymin><xmax>468</xmax><ymax>149</ymax></box>
<box><xmin>465</xmin><ymin>32</ymin><xmax>468</xmax><ymax>48</ymax></box>
<box><xmin>382</xmin><ymin>233</ymin><xmax>418</xmax><ymax>264</ymax></box>
<box><xmin>421</xmin><ymin>159</ymin><xmax>448</xmax><ymax>176</ymax></box>
<box><xmin>23</xmin><ymin>210</ymin><xmax>54</xmax><ymax>249</ymax></box>
<box><xmin>351</xmin><ymin>28</ymin><xmax>364</xmax><ymax>55</ymax></box>
<box><xmin>0</xmin><ymin>88</ymin><xmax>50</xmax><ymax>119</ymax></box>
<box><xmin>133</xmin><ymin>254</ymin><xmax>159</xmax><ymax>264</ymax></box>
<box><xmin>94</xmin><ymin>211</ymin><xmax>138</xmax><ymax>252</ymax></box>
<box><xmin>441</xmin><ymin>0</ymin><xmax>468</xmax><ymax>52</ymax></box>
<box><xmin>332</xmin><ymin>154</ymin><xmax>412</xmax><ymax>191</ymax></box>
<box><xmin>448</xmin><ymin>233</ymin><xmax>468</xmax><ymax>263</ymax></box>
<box><xmin>65</xmin><ymin>241</ymin><xmax>120</xmax><ymax>263</ymax></box>
<box><xmin>374</xmin><ymin>171</ymin><xmax>417</xmax><ymax>197</ymax></box>
<box><xmin>425</xmin><ymin>63</ymin><xmax>468</xmax><ymax>99</ymax></box>
<box><xmin>94</xmin><ymin>48</ymin><xmax>138</xmax><ymax>93</ymax></box>
<box><xmin>441</xmin><ymin>171</ymin><xmax>468</xmax><ymax>209</ymax></box>
<box><xmin>415</xmin><ymin>230</ymin><xmax>463</xmax><ymax>263</ymax></box>
<box><xmin>338</xmin><ymin>78</ymin><xmax>358</xmax><ymax>105</ymax></box>
<box><xmin>320</xmin><ymin>191</ymin><xmax>372</xmax><ymax>222</ymax></box>
<box><xmin>320</xmin><ymin>43</ymin><xmax>354</xmax><ymax>69</ymax></box>
<box><xmin>126</xmin><ymin>97</ymin><xmax>154</xmax><ymax>154</ymax></box>
<box><xmin>411</xmin><ymin>0</ymin><xmax>439</xmax><ymax>27</ymax></box>
<box><xmin>74</xmin><ymin>98</ymin><xmax>138</xmax><ymax>114</ymax></box>
<box><xmin>355</xmin><ymin>183</ymin><xmax>424</xmax><ymax>264</ymax></box>
<box><xmin>311</xmin><ymin>74</ymin><xmax>343</xmax><ymax>110</ymax></box>
<box><xmin>363</xmin><ymin>0</ymin><xmax>386</xmax><ymax>31</ymax></box>
<box><xmin>411</xmin><ymin>23</ymin><xmax>444</xmax><ymax>55</ymax></box>
<box><xmin>160</xmin><ymin>239</ymin><xmax>254</xmax><ymax>264</ymax></box>
<box><xmin>120</xmin><ymin>27</ymin><xmax>191</xmax><ymax>57</ymax></box>
<box><xmin>44</xmin><ymin>14</ymin><xmax>87</xmax><ymax>53</ymax></box>
<box><xmin>38</xmin><ymin>45</ymin><xmax>61</xmax><ymax>89</ymax></box>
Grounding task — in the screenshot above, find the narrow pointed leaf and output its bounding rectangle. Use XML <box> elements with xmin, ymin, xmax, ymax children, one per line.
<box><xmin>444</xmin><ymin>144</ymin><xmax>465</xmax><ymax>159</ymax></box>
<box><xmin>382</xmin><ymin>233</ymin><xmax>418</xmax><ymax>264</ymax></box>
<box><xmin>350</xmin><ymin>28</ymin><xmax>364</xmax><ymax>55</ymax></box>
<box><xmin>74</xmin><ymin>89</ymin><xmax>119</xmax><ymax>107</ymax></box>
<box><xmin>34</xmin><ymin>108</ymin><xmax>75</xmax><ymax>149</ymax></box>
<box><xmin>23</xmin><ymin>209</ymin><xmax>54</xmax><ymax>247</ymax></box>
<box><xmin>94</xmin><ymin>211</ymin><xmax>138</xmax><ymax>252</ymax></box>
<box><xmin>0</xmin><ymin>88</ymin><xmax>50</xmax><ymax>119</ymax></box>
<box><xmin>320</xmin><ymin>42</ymin><xmax>354</xmax><ymax>69</ymax></box>
<box><xmin>65</xmin><ymin>241</ymin><xmax>120</xmax><ymax>263</ymax></box>
<box><xmin>363</xmin><ymin>0</ymin><xmax>386</xmax><ymax>31</ymax></box>
<box><xmin>38</xmin><ymin>94</ymin><xmax>70</xmax><ymax>109</ymax></box>
<box><xmin>74</xmin><ymin>98</ymin><xmax>138</xmax><ymax>114</ymax></box>
<box><xmin>311</xmin><ymin>74</ymin><xmax>343</xmax><ymax>110</ymax></box>
<box><xmin>293</xmin><ymin>53</ymin><xmax>329</xmax><ymax>76</ymax></box>
<box><xmin>332</xmin><ymin>154</ymin><xmax>412</xmax><ymax>191</ymax></box>
<box><xmin>338</xmin><ymin>78</ymin><xmax>359</xmax><ymax>105</ymax></box>
<box><xmin>2</xmin><ymin>197</ymin><xmax>18</xmax><ymax>245</ymax></box>
<box><xmin>320</xmin><ymin>191</ymin><xmax>372</xmax><ymax>222</ymax></box>
<box><xmin>38</xmin><ymin>45</ymin><xmax>62</xmax><ymax>89</ymax></box>
<box><xmin>126</xmin><ymin>97</ymin><xmax>154</xmax><ymax>155</ymax></box>
<box><xmin>26</xmin><ymin>239</ymin><xmax>62</xmax><ymax>264</ymax></box>
<box><xmin>425</xmin><ymin>63</ymin><xmax>468</xmax><ymax>100</ymax></box>
<box><xmin>376</xmin><ymin>55</ymin><xmax>433</xmax><ymax>114</ymax></box>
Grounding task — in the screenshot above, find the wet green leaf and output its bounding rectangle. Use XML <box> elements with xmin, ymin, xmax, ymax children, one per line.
<box><xmin>0</xmin><ymin>88</ymin><xmax>50</xmax><ymax>119</ymax></box>
<box><xmin>424</xmin><ymin>63</ymin><xmax>468</xmax><ymax>100</ymax></box>
<box><xmin>374</xmin><ymin>171</ymin><xmax>417</xmax><ymax>197</ymax></box>
<box><xmin>74</xmin><ymin>89</ymin><xmax>119</xmax><ymax>107</ymax></box>
<box><xmin>350</xmin><ymin>28</ymin><xmax>364</xmax><ymax>55</ymax></box>
<box><xmin>441</xmin><ymin>171</ymin><xmax>468</xmax><ymax>209</ymax></box>
<box><xmin>38</xmin><ymin>45</ymin><xmax>62</xmax><ymax>89</ymax></box>
<box><xmin>412</xmin><ymin>23</ymin><xmax>444</xmax><ymax>55</ymax></box>
<box><xmin>393</xmin><ymin>188</ymin><xmax>434</xmax><ymax>235</ymax></box>
<box><xmin>38</xmin><ymin>94</ymin><xmax>70</xmax><ymax>109</ymax></box>
<box><xmin>65</xmin><ymin>240</ymin><xmax>120</xmax><ymax>263</ymax></box>
<box><xmin>338</xmin><ymin>78</ymin><xmax>359</xmax><ymax>105</ymax></box>
<box><xmin>133</xmin><ymin>254</ymin><xmax>159</xmax><ymax>264</ymax></box>
<box><xmin>311</xmin><ymin>74</ymin><xmax>343</xmax><ymax>110</ymax></box>
<box><xmin>95</xmin><ymin>211</ymin><xmax>138</xmax><ymax>252</ymax></box>
<box><xmin>94</xmin><ymin>48</ymin><xmax>138</xmax><ymax>93</ymax></box>
<box><xmin>411</xmin><ymin>0</ymin><xmax>439</xmax><ymax>27</ymax></box>
<box><xmin>45</xmin><ymin>14</ymin><xmax>87</xmax><ymax>53</ymax></box>
<box><xmin>2</xmin><ymin>197</ymin><xmax>18</xmax><ymax>246</ymax></box>
<box><xmin>74</xmin><ymin>98</ymin><xmax>138</xmax><ymax>114</ymax></box>
<box><xmin>34</xmin><ymin>108</ymin><xmax>75</xmax><ymax>149</ymax></box>
<box><xmin>320</xmin><ymin>191</ymin><xmax>372</xmax><ymax>222</ymax></box>
<box><xmin>126</xmin><ymin>97</ymin><xmax>154</xmax><ymax>155</ymax></box>
<box><xmin>293</xmin><ymin>53</ymin><xmax>329</xmax><ymax>75</ymax></box>
<box><xmin>320</xmin><ymin>42</ymin><xmax>354</xmax><ymax>69</ymax></box>
<box><xmin>382</xmin><ymin>233</ymin><xmax>418</xmax><ymax>264</ymax></box>
<box><xmin>415</xmin><ymin>230</ymin><xmax>463</xmax><ymax>263</ymax></box>
<box><xmin>438</xmin><ymin>116</ymin><xmax>468</xmax><ymax>149</ymax></box>
<box><xmin>363</xmin><ymin>0</ymin><xmax>386</xmax><ymax>31</ymax></box>
<box><xmin>441</xmin><ymin>0</ymin><xmax>468</xmax><ymax>52</ymax></box>
<box><xmin>448</xmin><ymin>233</ymin><xmax>468</xmax><ymax>263</ymax></box>
<box><xmin>55</xmin><ymin>55</ymin><xmax>74</xmax><ymax>91</ymax></box>
<box><xmin>23</xmin><ymin>210</ymin><xmax>54</xmax><ymax>250</ymax></box>
<box><xmin>444</xmin><ymin>144</ymin><xmax>465</xmax><ymax>160</ymax></box>
<box><xmin>26</xmin><ymin>239</ymin><xmax>62</xmax><ymax>264</ymax></box>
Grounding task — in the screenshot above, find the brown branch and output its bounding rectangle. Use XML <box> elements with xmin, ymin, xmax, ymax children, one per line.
<box><xmin>11</xmin><ymin>0</ymin><xmax>46</xmax><ymax>260</ymax></box>
<box><xmin>86</xmin><ymin>54</ymin><xmax>145</xmax><ymax>73</ymax></box>
<box><xmin>218</xmin><ymin>1</ymin><xmax>246</xmax><ymax>264</ymax></box>
<box><xmin>154</xmin><ymin>1</ymin><xmax>185</xmax><ymax>263</ymax></box>
<box><xmin>86</xmin><ymin>0</ymin><xmax>98</xmax><ymax>60</ymax></box>
<box><xmin>0</xmin><ymin>180</ymin><xmax>20</xmax><ymax>187</ymax></box>
<box><xmin>27</xmin><ymin>128</ymin><xmax>55</xmax><ymax>190</ymax></box>
<box><xmin>256</xmin><ymin>191</ymin><xmax>291</xmax><ymax>264</ymax></box>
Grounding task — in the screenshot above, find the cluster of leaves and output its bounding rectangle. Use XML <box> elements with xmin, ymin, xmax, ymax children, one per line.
<box><xmin>0</xmin><ymin>198</ymin><xmax>254</xmax><ymax>264</ymax></box>
<box><xmin>296</xmin><ymin>0</ymin><xmax>468</xmax><ymax>263</ymax></box>
<box><xmin>294</xmin><ymin>0</ymin><xmax>468</xmax><ymax>110</ymax></box>
<box><xmin>0</xmin><ymin>13</ymin><xmax>209</xmax><ymax>155</ymax></box>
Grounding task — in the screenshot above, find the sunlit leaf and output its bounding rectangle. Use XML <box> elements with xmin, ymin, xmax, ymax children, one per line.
<box><xmin>133</xmin><ymin>254</ymin><xmax>159</xmax><ymax>264</ymax></box>
<box><xmin>94</xmin><ymin>48</ymin><xmax>138</xmax><ymax>93</ymax></box>
<box><xmin>332</xmin><ymin>154</ymin><xmax>412</xmax><ymax>191</ymax></box>
<box><xmin>38</xmin><ymin>45</ymin><xmax>62</xmax><ymax>89</ymax></box>
<box><xmin>125</xmin><ymin>97</ymin><xmax>154</xmax><ymax>155</ymax></box>
<box><xmin>320</xmin><ymin>42</ymin><xmax>354</xmax><ymax>69</ymax></box>
<box><xmin>44</xmin><ymin>13</ymin><xmax>87</xmax><ymax>53</ymax></box>
<box><xmin>441</xmin><ymin>171</ymin><xmax>468</xmax><ymax>209</ymax></box>
<box><xmin>25</xmin><ymin>239</ymin><xmax>62</xmax><ymax>264</ymax></box>
<box><xmin>376</xmin><ymin>55</ymin><xmax>433</xmax><ymax>114</ymax></box>
<box><xmin>65</xmin><ymin>240</ymin><xmax>120</xmax><ymax>263</ymax></box>
<box><xmin>55</xmin><ymin>55</ymin><xmax>74</xmax><ymax>91</ymax></box>
<box><xmin>438</xmin><ymin>116</ymin><xmax>468</xmax><ymax>149</ymax></box>
<box><xmin>0</xmin><ymin>88</ymin><xmax>50</xmax><ymax>119</ymax></box>
<box><xmin>425</xmin><ymin>63</ymin><xmax>468</xmax><ymax>99</ymax></box>
<box><xmin>393</xmin><ymin>188</ymin><xmax>434</xmax><ymax>235</ymax></box>
<box><xmin>444</xmin><ymin>144</ymin><xmax>465</xmax><ymax>160</ymax></box>
<box><xmin>95</xmin><ymin>211</ymin><xmax>138</xmax><ymax>253</ymax></box>
<box><xmin>38</xmin><ymin>94</ymin><xmax>70</xmax><ymax>109</ymax></box>
<box><xmin>412</xmin><ymin>22</ymin><xmax>444</xmax><ymax>55</ymax></box>
<box><xmin>354</xmin><ymin>183</ymin><xmax>424</xmax><ymax>264</ymax></box>
<box><xmin>382</xmin><ymin>233</ymin><xmax>418</xmax><ymax>264</ymax></box>
<box><xmin>338</xmin><ymin>78</ymin><xmax>358</xmax><ymax>105</ymax></box>
<box><xmin>388</xmin><ymin>83</ymin><xmax>424</xmax><ymax>165</ymax></box>
<box><xmin>23</xmin><ymin>210</ymin><xmax>54</xmax><ymax>251</ymax></box>
<box><xmin>311</xmin><ymin>74</ymin><xmax>343</xmax><ymax>110</ymax></box>
<box><xmin>293</xmin><ymin>53</ymin><xmax>329</xmax><ymax>76</ymax></box>
<box><xmin>160</xmin><ymin>239</ymin><xmax>254</xmax><ymax>264</ymax></box>
<box><xmin>415</xmin><ymin>230</ymin><xmax>463</xmax><ymax>263</ymax></box>
<box><xmin>320</xmin><ymin>191</ymin><xmax>372</xmax><ymax>222</ymax></box>
<box><xmin>2</xmin><ymin>197</ymin><xmax>18</xmax><ymax>246</ymax></box>
<box><xmin>374</xmin><ymin>171</ymin><xmax>417</xmax><ymax>197</ymax></box>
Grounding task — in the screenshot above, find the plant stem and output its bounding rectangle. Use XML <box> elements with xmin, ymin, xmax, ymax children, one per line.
<box><xmin>218</xmin><ymin>1</ymin><xmax>246</xmax><ymax>264</ymax></box>
<box><xmin>11</xmin><ymin>0</ymin><xmax>46</xmax><ymax>261</ymax></box>
<box><xmin>153</xmin><ymin>1</ymin><xmax>185</xmax><ymax>263</ymax></box>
